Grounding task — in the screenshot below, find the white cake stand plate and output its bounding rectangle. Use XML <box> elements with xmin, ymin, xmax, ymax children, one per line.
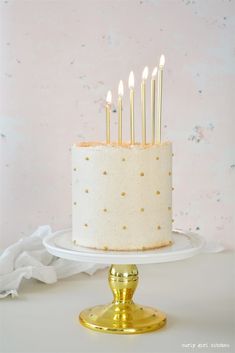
<box><xmin>43</xmin><ymin>229</ymin><xmax>204</xmax><ymax>335</ymax></box>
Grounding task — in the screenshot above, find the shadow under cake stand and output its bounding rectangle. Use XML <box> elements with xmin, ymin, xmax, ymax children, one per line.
<box><xmin>43</xmin><ymin>229</ymin><xmax>204</xmax><ymax>334</ymax></box>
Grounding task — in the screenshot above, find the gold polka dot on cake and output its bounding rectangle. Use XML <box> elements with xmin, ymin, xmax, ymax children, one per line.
<box><xmin>103</xmin><ymin>208</ymin><xmax>107</xmax><ymax>212</ymax></box>
<box><xmin>85</xmin><ymin>189</ymin><xmax>89</xmax><ymax>193</ymax></box>
<box><xmin>156</xmin><ymin>156</ymin><xmax>159</xmax><ymax>160</ymax></box>
<box><xmin>122</xmin><ymin>158</ymin><xmax>126</xmax><ymax>161</ymax></box>
<box><xmin>172</xmin><ymin>187</ymin><xmax>174</xmax><ymax>191</ymax></box>
<box><xmin>121</xmin><ymin>192</ymin><xmax>126</xmax><ymax>196</ymax></box>
<box><xmin>122</xmin><ymin>225</ymin><xmax>127</xmax><ymax>230</ymax></box>
<box><xmin>156</xmin><ymin>191</ymin><xmax>160</xmax><ymax>195</ymax></box>
<box><xmin>140</xmin><ymin>172</ymin><xmax>144</xmax><ymax>176</ymax></box>
<box><xmin>103</xmin><ymin>171</ymin><xmax>107</xmax><ymax>175</ymax></box>
<box><xmin>140</xmin><ymin>208</ymin><xmax>145</xmax><ymax>212</ymax></box>
<box><xmin>73</xmin><ymin>168</ymin><xmax>77</xmax><ymax>171</ymax></box>
<box><xmin>172</xmin><ymin>219</ymin><xmax>174</xmax><ymax>223</ymax></box>
<box><xmin>85</xmin><ymin>157</ymin><xmax>89</xmax><ymax>161</ymax></box>
<box><xmin>104</xmin><ymin>246</ymin><xmax>108</xmax><ymax>251</ymax></box>
<box><xmin>168</xmin><ymin>206</ymin><xmax>172</xmax><ymax>211</ymax></box>
<box><xmin>172</xmin><ymin>153</ymin><xmax>174</xmax><ymax>157</ymax></box>
<box><xmin>157</xmin><ymin>225</ymin><xmax>161</xmax><ymax>230</ymax></box>
<box><xmin>84</xmin><ymin>223</ymin><xmax>88</xmax><ymax>227</ymax></box>
<box><xmin>168</xmin><ymin>171</ymin><xmax>172</xmax><ymax>176</ymax></box>
<box><xmin>73</xmin><ymin>202</ymin><xmax>77</xmax><ymax>205</ymax></box>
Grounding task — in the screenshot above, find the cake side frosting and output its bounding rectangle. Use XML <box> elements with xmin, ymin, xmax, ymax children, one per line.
<box><xmin>72</xmin><ymin>142</ymin><xmax>172</xmax><ymax>250</ymax></box>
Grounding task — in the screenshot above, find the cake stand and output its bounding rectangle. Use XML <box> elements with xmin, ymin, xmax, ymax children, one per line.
<box><xmin>43</xmin><ymin>229</ymin><xmax>204</xmax><ymax>334</ymax></box>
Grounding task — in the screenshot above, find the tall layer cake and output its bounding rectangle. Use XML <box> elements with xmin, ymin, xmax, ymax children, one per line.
<box><xmin>72</xmin><ymin>142</ymin><xmax>172</xmax><ymax>250</ymax></box>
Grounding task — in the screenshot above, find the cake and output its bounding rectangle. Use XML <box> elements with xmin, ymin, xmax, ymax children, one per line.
<box><xmin>72</xmin><ymin>141</ymin><xmax>172</xmax><ymax>250</ymax></box>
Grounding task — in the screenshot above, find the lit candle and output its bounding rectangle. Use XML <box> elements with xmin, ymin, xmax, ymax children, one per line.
<box><xmin>141</xmin><ymin>66</ymin><xmax>149</xmax><ymax>145</ymax></box>
<box><xmin>128</xmin><ymin>71</ymin><xmax>135</xmax><ymax>145</ymax></box>
<box><xmin>118</xmin><ymin>80</ymin><xmax>124</xmax><ymax>145</ymax></box>
<box><xmin>105</xmin><ymin>90</ymin><xmax>112</xmax><ymax>144</ymax></box>
<box><xmin>151</xmin><ymin>67</ymin><xmax>158</xmax><ymax>144</ymax></box>
<box><xmin>156</xmin><ymin>54</ymin><xmax>165</xmax><ymax>143</ymax></box>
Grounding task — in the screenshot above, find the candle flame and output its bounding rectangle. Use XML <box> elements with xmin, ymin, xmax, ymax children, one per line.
<box><xmin>118</xmin><ymin>80</ymin><xmax>124</xmax><ymax>96</ymax></box>
<box><xmin>128</xmin><ymin>71</ymin><xmax>134</xmax><ymax>89</ymax></box>
<box><xmin>159</xmin><ymin>54</ymin><xmax>165</xmax><ymax>68</ymax></box>
<box><xmin>106</xmin><ymin>90</ymin><xmax>112</xmax><ymax>104</ymax></box>
<box><xmin>142</xmin><ymin>66</ymin><xmax>149</xmax><ymax>80</ymax></box>
<box><xmin>152</xmin><ymin>66</ymin><xmax>158</xmax><ymax>78</ymax></box>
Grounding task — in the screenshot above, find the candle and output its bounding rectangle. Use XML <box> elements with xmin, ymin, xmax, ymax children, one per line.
<box><xmin>105</xmin><ymin>90</ymin><xmax>112</xmax><ymax>144</ymax></box>
<box><xmin>141</xmin><ymin>66</ymin><xmax>149</xmax><ymax>145</ymax></box>
<box><xmin>118</xmin><ymin>80</ymin><xmax>124</xmax><ymax>145</ymax></box>
<box><xmin>151</xmin><ymin>67</ymin><xmax>158</xmax><ymax>144</ymax></box>
<box><xmin>128</xmin><ymin>71</ymin><xmax>135</xmax><ymax>145</ymax></box>
<box><xmin>156</xmin><ymin>54</ymin><xmax>165</xmax><ymax>144</ymax></box>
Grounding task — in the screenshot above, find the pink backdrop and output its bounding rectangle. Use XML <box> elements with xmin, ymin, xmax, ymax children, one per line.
<box><xmin>0</xmin><ymin>0</ymin><xmax>234</xmax><ymax>249</ymax></box>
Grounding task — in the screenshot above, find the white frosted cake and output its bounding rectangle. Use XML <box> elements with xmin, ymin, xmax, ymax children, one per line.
<box><xmin>72</xmin><ymin>142</ymin><xmax>173</xmax><ymax>250</ymax></box>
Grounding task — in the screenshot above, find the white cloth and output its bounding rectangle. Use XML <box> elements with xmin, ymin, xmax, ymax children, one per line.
<box><xmin>0</xmin><ymin>225</ymin><xmax>106</xmax><ymax>298</ymax></box>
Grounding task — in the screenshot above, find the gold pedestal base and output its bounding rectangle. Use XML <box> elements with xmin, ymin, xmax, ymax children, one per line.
<box><xmin>79</xmin><ymin>303</ymin><xmax>166</xmax><ymax>334</ymax></box>
<box><xmin>79</xmin><ymin>264</ymin><xmax>166</xmax><ymax>334</ymax></box>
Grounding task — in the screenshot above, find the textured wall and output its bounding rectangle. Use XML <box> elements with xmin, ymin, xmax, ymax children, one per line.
<box><xmin>0</xmin><ymin>0</ymin><xmax>234</xmax><ymax>249</ymax></box>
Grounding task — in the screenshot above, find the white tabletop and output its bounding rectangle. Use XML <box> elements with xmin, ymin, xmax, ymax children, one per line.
<box><xmin>0</xmin><ymin>252</ymin><xmax>234</xmax><ymax>353</ymax></box>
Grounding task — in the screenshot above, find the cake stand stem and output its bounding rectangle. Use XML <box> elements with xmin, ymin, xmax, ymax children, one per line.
<box><xmin>79</xmin><ymin>264</ymin><xmax>166</xmax><ymax>334</ymax></box>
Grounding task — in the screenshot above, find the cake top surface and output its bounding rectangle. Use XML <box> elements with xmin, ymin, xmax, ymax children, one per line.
<box><xmin>73</xmin><ymin>141</ymin><xmax>171</xmax><ymax>149</ymax></box>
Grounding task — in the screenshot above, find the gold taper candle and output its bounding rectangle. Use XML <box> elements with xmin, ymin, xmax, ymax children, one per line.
<box><xmin>151</xmin><ymin>67</ymin><xmax>158</xmax><ymax>144</ymax></box>
<box><xmin>105</xmin><ymin>90</ymin><xmax>112</xmax><ymax>144</ymax></box>
<box><xmin>141</xmin><ymin>66</ymin><xmax>149</xmax><ymax>145</ymax></box>
<box><xmin>156</xmin><ymin>54</ymin><xmax>165</xmax><ymax>143</ymax></box>
<box><xmin>128</xmin><ymin>71</ymin><xmax>135</xmax><ymax>144</ymax></box>
<box><xmin>118</xmin><ymin>80</ymin><xmax>124</xmax><ymax>145</ymax></box>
